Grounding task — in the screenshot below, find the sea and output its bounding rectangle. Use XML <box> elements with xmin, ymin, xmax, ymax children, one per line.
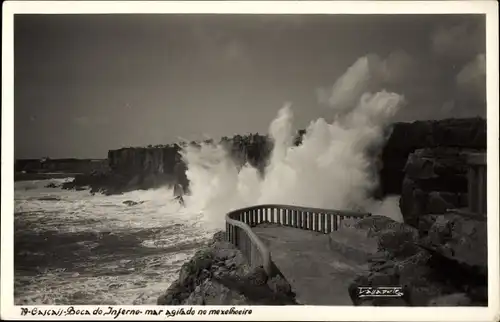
<box><xmin>14</xmin><ymin>178</ymin><xmax>216</xmax><ymax>305</ymax></box>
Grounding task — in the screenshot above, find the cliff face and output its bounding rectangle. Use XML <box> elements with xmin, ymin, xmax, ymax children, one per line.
<box><xmin>399</xmin><ymin>147</ymin><xmax>477</xmax><ymax>227</ymax></box>
<box><xmin>62</xmin><ymin>134</ymin><xmax>272</xmax><ymax>195</ymax></box>
<box><xmin>379</xmin><ymin>117</ymin><xmax>486</xmax><ymax>196</ymax></box>
<box><xmin>62</xmin><ymin>145</ymin><xmax>187</xmax><ymax>195</ymax></box>
<box><xmin>107</xmin><ymin>145</ymin><xmax>188</xmax><ymax>191</ymax></box>
<box><xmin>61</xmin><ymin>117</ymin><xmax>485</xmax><ymax>197</ymax></box>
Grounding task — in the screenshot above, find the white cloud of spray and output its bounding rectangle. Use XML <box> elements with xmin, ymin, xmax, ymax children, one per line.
<box><xmin>181</xmin><ymin>55</ymin><xmax>406</xmax><ymax>229</ymax></box>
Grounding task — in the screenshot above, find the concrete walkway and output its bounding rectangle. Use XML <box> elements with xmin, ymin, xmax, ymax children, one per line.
<box><xmin>253</xmin><ymin>224</ymin><xmax>376</xmax><ymax>305</ymax></box>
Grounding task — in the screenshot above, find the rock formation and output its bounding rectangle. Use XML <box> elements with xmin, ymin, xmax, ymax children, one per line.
<box><xmin>60</xmin><ymin>117</ymin><xmax>485</xmax><ymax>199</ymax></box>
<box><xmin>346</xmin><ymin>215</ymin><xmax>487</xmax><ymax>306</ymax></box>
<box><xmin>379</xmin><ymin>117</ymin><xmax>486</xmax><ymax>196</ymax></box>
<box><xmin>399</xmin><ymin>147</ymin><xmax>475</xmax><ymax>227</ymax></box>
<box><xmin>62</xmin><ymin>134</ymin><xmax>272</xmax><ymax>195</ymax></box>
<box><xmin>157</xmin><ymin>231</ymin><xmax>297</xmax><ymax>306</ymax></box>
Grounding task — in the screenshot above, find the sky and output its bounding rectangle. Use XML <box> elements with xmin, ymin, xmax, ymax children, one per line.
<box><xmin>14</xmin><ymin>14</ymin><xmax>486</xmax><ymax>159</ymax></box>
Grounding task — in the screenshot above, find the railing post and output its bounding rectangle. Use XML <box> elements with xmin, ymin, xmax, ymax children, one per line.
<box><xmin>326</xmin><ymin>213</ymin><xmax>332</xmax><ymax>233</ymax></box>
<box><xmin>308</xmin><ymin>212</ymin><xmax>313</xmax><ymax>230</ymax></box>
<box><xmin>333</xmin><ymin>213</ymin><xmax>338</xmax><ymax>231</ymax></box>
<box><xmin>321</xmin><ymin>213</ymin><xmax>326</xmax><ymax>233</ymax></box>
<box><xmin>314</xmin><ymin>212</ymin><xmax>319</xmax><ymax>232</ymax></box>
<box><xmin>233</xmin><ymin>226</ymin><xmax>238</xmax><ymax>247</ymax></box>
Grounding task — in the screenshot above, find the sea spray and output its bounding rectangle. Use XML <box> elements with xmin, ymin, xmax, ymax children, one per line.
<box><xmin>181</xmin><ymin>56</ymin><xmax>406</xmax><ymax>228</ymax></box>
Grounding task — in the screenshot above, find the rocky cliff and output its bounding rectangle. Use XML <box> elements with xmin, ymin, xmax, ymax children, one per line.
<box><xmin>61</xmin><ymin>117</ymin><xmax>485</xmax><ymax>198</ymax></box>
<box><xmin>157</xmin><ymin>231</ymin><xmax>297</xmax><ymax>305</ymax></box>
<box><xmin>62</xmin><ymin>134</ymin><xmax>272</xmax><ymax>195</ymax></box>
<box><xmin>399</xmin><ymin>147</ymin><xmax>479</xmax><ymax>227</ymax></box>
<box><xmin>379</xmin><ymin>117</ymin><xmax>486</xmax><ymax>196</ymax></box>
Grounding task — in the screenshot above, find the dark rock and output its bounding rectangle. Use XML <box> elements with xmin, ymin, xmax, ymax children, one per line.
<box><xmin>122</xmin><ymin>200</ymin><xmax>144</xmax><ymax>206</ymax></box>
<box><xmin>157</xmin><ymin>231</ymin><xmax>296</xmax><ymax>306</ymax></box>
<box><xmin>183</xmin><ymin>279</ymin><xmax>248</xmax><ymax>305</ymax></box>
<box><xmin>380</xmin><ymin>118</ymin><xmax>486</xmax><ymax>196</ymax></box>
<box><xmin>399</xmin><ymin>147</ymin><xmax>481</xmax><ymax>227</ymax></box>
<box><xmin>178</xmin><ymin>249</ymin><xmax>214</xmax><ymax>286</ymax></box>
<box><xmin>427</xmin><ymin>191</ymin><xmax>459</xmax><ymax>214</ymax></box>
<box><xmin>347</xmin><ymin>215</ymin><xmax>419</xmax><ymax>258</ymax></box>
<box><xmin>45</xmin><ymin>182</ymin><xmax>59</xmax><ymax>188</ymax></box>
<box><xmin>421</xmin><ymin>214</ymin><xmax>487</xmax><ymax>268</ymax></box>
<box><xmin>347</xmin><ymin>214</ymin><xmax>487</xmax><ymax>306</ymax></box>
<box><xmin>213</xmin><ymin>266</ymin><xmax>296</xmax><ymax>305</ymax></box>
<box><xmin>267</xmin><ymin>274</ymin><xmax>292</xmax><ymax>295</ymax></box>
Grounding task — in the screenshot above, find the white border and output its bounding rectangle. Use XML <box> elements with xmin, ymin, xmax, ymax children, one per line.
<box><xmin>2</xmin><ymin>1</ymin><xmax>499</xmax><ymax>321</ymax></box>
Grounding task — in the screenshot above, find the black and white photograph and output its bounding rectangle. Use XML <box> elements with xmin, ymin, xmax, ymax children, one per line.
<box><xmin>2</xmin><ymin>1</ymin><xmax>499</xmax><ymax>320</ymax></box>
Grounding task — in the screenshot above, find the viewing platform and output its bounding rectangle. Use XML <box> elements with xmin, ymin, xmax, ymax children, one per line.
<box><xmin>225</xmin><ymin>205</ymin><xmax>373</xmax><ymax>305</ymax></box>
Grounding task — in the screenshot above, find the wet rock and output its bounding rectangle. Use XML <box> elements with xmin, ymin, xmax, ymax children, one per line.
<box><xmin>122</xmin><ymin>200</ymin><xmax>144</xmax><ymax>206</ymax></box>
<box><xmin>183</xmin><ymin>279</ymin><xmax>248</xmax><ymax>305</ymax></box>
<box><xmin>45</xmin><ymin>182</ymin><xmax>59</xmax><ymax>188</ymax></box>
<box><xmin>178</xmin><ymin>249</ymin><xmax>214</xmax><ymax>286</ymax></box>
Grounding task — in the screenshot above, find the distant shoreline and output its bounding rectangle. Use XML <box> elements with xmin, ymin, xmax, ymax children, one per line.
<box><xmin>14</xmin><ymin>172</ymin><xmax>80</xmax><ymax>182</ymax></box>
